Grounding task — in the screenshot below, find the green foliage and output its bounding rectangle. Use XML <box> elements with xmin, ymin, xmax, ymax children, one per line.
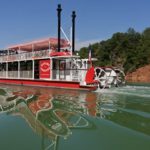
<box><xmin>78</xmin><ymin>27</ymin><xmax>150</xmax><ymax>73</ymax></box>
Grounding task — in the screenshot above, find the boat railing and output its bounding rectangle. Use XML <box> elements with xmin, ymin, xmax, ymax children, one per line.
<box><xmin>0</xmin><ymin>71</ymin><xmax>6</xmax><ymax>78</ymax></box>
<box><xmin>19</xmin><ymin>52</ymin><xmax>33</xmax><ymax>60</ymax></box>
<box><xmin>8</xmin><ymin>71</ymin><xmax>18</xmax><ymax>78</ymax></box>
<box><xmin>20</xmin><ymin>71</ymin><xmax>33</xmax><ymax>78</ymax></box>
<box><xmin>0</xmin><ymin>71</ymin><xmax>33</xmax><ymax>79</ymax></box>
<box><xmin>0</xmin><ymin>49</ymin><xmax>50</xmax><ymax>62</ymax></box>
<box><xmin>72</xmin><ymin>69</ymin><xmax>79</xmax><ymax>81</ymax></box>
<box><xmin>0</xmin><ymin>69</ymin><xmax>87</xmax><ymax>83</ymax></box>
<box><xmin>33</xmin><ymin>50</ymin><xmax>49</xmax><ymax>59</ymax></box>
<box><xmin>0</xmin><ymin>55</ymin><xmax>8</xmax><ymax>62</ymax></box>
<box><xmin>52</xmin><ymin>69</ymin><xmax>87</xmax><ymax>82</ymax></box>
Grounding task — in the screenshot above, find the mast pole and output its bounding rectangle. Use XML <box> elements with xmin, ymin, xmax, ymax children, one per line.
<box><xmin>57</xmin><ymin>4</ymin><xmax>62</xmax><ymax>52</ymax></box>
<box><xmin>72</xmin><ymin>11</ymin><xmax>76</xmax><ymax>54</ymax></box>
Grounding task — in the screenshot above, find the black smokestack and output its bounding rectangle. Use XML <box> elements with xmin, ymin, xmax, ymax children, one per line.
<box><xmin>57</xmin><ymin>4</ymin><xmax>62</xmax><ymax>52</ymax></box>
<box><xmin>72</xmin><ymin>11</ymin><xmax>76</xmax><ymax>54</ymax></box>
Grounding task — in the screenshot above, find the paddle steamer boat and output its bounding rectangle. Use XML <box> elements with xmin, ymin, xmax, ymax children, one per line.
<box><xmin>0</xmin><ymin>5</ymin><xmax>99</xmax><ymax>91</ymax></box>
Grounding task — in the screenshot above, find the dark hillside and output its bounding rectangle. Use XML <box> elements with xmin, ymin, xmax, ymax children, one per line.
<box><xmin>79</xmin><ymin>27</ymin><xmax>150</xmax><ymax>74</ymax></box>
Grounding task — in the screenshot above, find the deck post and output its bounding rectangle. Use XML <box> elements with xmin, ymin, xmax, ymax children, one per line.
<box><xmin>18</xmin><ymin>61</ymin><xmax>20</xmax><ymax>79</ymax></box>
<box><xmin>18</xmin><ymin>47</ymin><xmax>20</xmax><ymax>79</ymax></box>
<box><xmin>48</xmin><ymin>39</ymin><xmax>52</xmax><ymax>80</ymax></box>
<box><xmin>32</xmin><ymin>44</ymin><xmax>34</xmax><ymax>79</ymax></box>
<box><xmin>48</xmin><ymin>40</ymin><xmax>51</xmax><ymax>58</ymax></box>
<box><xmin>32</xmin><ymin>60</ymin><xmax>34</xmax><ymax>79</ymax></box>
<box><xmin>6</xmin><ymin>62</ymin><xmax>8</xmax><ymax>78</ymax></box>
<box><xmin>6</xmin><ymin>50</ymin><xmax>9</xmax><ymax>78</ymax></box>
<box><xmin>48</xmin><ymin>40</ymin><xmax>51</xmax><ymax>50</ymax></box>
<box><xmin>50</xmin><ymin>58</ymin><xmax>52</xmax><ymax>80</ymax></box>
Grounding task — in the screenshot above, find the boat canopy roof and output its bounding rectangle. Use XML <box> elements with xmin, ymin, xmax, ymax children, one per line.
<box><xmin>8</xmin><ymin>38</ymin><xmax>70</xmax><ymax>51</ymax></box>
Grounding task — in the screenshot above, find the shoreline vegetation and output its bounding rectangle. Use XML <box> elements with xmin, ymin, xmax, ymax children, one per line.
<box><xmin>78</xmin><ymin>27</ymin><xmax>150</xmax><ymax>83</ymax></box>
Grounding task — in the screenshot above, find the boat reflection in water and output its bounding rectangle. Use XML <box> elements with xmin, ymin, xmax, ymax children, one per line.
<box><xmin>0</xmin><ymin>84</ymin><xmax>150</xmax><ymax>150</ymax></box>
<box><xmin>0</xmin><ymin>85</ymin><xmax>100</xmax><ymax>150</ymax></box>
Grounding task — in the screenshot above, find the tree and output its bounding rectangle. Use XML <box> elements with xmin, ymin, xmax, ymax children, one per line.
<box><xmin>78</xmin><ymin>27</ymin><xmax>150</xmax><ymax>73</ymax></box>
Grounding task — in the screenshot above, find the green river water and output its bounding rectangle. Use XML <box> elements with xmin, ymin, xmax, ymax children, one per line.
<box><xmin>0</xmin><ymin>84</ymin><xmax>149</xmax><ymax>150</ymax></box>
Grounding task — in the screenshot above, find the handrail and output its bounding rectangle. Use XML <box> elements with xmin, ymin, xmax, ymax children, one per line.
<box><xmin>0</xmin><ymin>69</ymin><xmax>87</xmax><ymax>83</ymax></box>
<box><xmin>0</xmin><ymin>49</ymin><xmax>50</xmax><ymax>62</ymax></box>
<box><xmin>51</xmin><ymin>69</ymin><xmax>87</xmax><ymax>82</ymax></box>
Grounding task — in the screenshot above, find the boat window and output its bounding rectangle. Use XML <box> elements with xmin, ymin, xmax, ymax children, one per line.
<box><xmin>0</xmin><ymin>63</ymin><xmax>6</xmax><ymax>71</ymax></box>
<box><xmin>59</xmin><ymin>60</ymin><xmax>66</xmax><ymax>70</ymax></box>
<box><xmin>66</xmin><ymin>60</ymin><xmax>71</xmax><ymax>69</ymax></box>
<box><xmin>0</xmin><ymin>50</ymin><xmax>8</xmax><ymax>56</ymax></box>
<box><xmin>8</xmin><ymin>62</ymin><xmax>18</xmax><ymax>71</ymax></box>
<box><xmin>53</xmin><ymin>59</ymin><xmax>57</xmax><ymax>70</ymax></box>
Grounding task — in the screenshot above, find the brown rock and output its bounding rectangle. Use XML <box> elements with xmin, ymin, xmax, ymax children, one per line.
<box><xmin>126</xmin><ymin>65</ymin><xmax>150</xmax><ymax>83</ymax></box>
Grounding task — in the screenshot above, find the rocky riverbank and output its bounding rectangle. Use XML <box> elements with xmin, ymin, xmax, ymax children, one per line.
<box><xmin>126</xmin><ymin>65</ymin><xmax>150</xmax><ymax>83</ymax></box>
